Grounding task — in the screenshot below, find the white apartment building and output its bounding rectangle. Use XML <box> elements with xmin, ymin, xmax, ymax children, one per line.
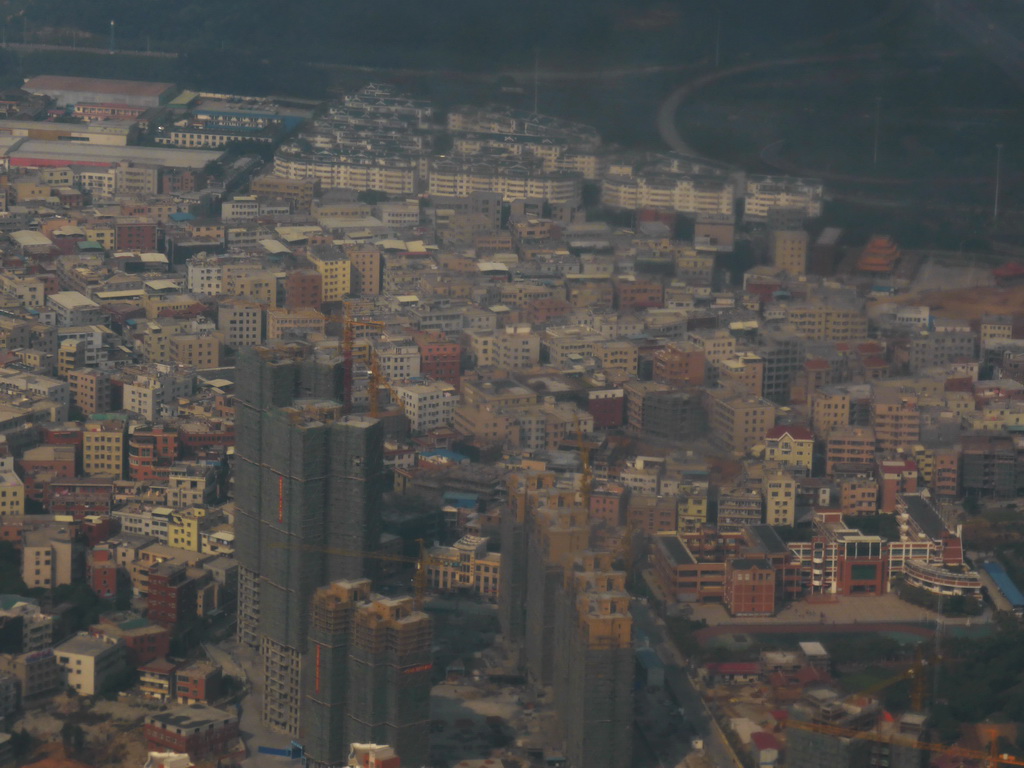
<box><xmin>373</xmin><ymin>337</ymin><xmax>421</xmax><ymax>382</ymax></box>
<box><xmin>394</xmin><ymin>381</ymin><xmax>458</xmax><ymax>433</ymax></box>
<box><xmin>743</xmin><ymin>175</ymin><xmax>823</xmax><ymax>220</ymax></box>
<box><xmin>601</xmin><ymin>173</ymin><xmax>734</xmax><ymax>215</ymax></box>
<box><xmin>121</xmin><ymin>365</ymin><xmax>195</xmax><ymax>421</ymax></box>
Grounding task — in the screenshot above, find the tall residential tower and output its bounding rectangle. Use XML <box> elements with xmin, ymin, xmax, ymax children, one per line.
<box><xmin>234</xmin><ymin>344</ymin><xmax>387</xmax><ymax>737</ymax></box>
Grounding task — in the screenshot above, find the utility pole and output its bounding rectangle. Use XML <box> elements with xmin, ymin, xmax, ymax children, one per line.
<box><xmin>533</xmin><ymin>47</ymin><xmax>539</xmax><ymax>114</ymax></box>
<box><xmin>873</xmin><ymin>97</ymin><xmax>881</xmax><ymax>167</ymax></box>
<box><xmin>109</xmin><ymin>20</ymin><xmax>115</xmax><ymax>54</ymax></box>
<box><xmin>715</xmin><ymin>10</ymin><xmax>722</xmax><ymax>68</ymax></box>
<box><xmin>994</xmin><ymin>142</ymin><xmax>1004</xmax><ymax>221</ymax></box>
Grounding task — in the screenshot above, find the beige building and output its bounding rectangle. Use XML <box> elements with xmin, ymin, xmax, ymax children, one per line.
<box><xmin>0</xmin><ymin>441</ymin><xmax>24</xmax><ymax>517</ymax></box>
<box><xmin>217</xmin><ymin>298</ymin><xmax>263</xmax><ymax>348</ymax></box>
<box><xmin>706</xmin><ymin>389</ymin><xmax>776</xmax><ymax>456</ymax></box>
<box><xmin>762</xmin><ymin>470</ymin><xmax>797</xmax><ymax>527</ymax></box>
<box><xmin>83</xmin><ymin>419</ymin><xmax>127</xmax><ymax>478</ymax></box>
<box><xmin>22</xmin><ymin>526</ymin><xmax>82</xmax><ymax>590</ymax></box>
<box><xmin>54</xmin><ymin>633</ymin><xmax>126</xmax><ymax>695</ymax></box>
<box><xmin>785</xmin><ymin>298</ymin><xmax>868</xmax><ymax>341</ymax></box>
<box><xmin>687</xmin><ymin>328</ymin><xmax>736</xmax><ymax>367</ymax></box>
<box><xmin>67</xmin><ymin>368</ymin><xmax>112</xmax><ymax>416</ymax></box>
<box><xmin>769</xmin><ymin>229</ymin><xmax>808</xmax><ymax>275</ymax></box>
<box><xmin>266</xmin><ymin>307</ymin><xmax>326</xmax><ymax>341</ymax></box>
<box><xmin>718</xmin><ymin>352</ymin><xmax>764</xmax><ymax>397</ymax></box>
<box><xmin>591</xmin><ymin>340</ymin><xmax>638</xmax><ymax>375</ymax></box>
<box><xmin>872</xmin><ymin>388</ymin><xmax>920</xmax><ymax>453</ymax></box>
<box><xmin>466</xmin><ymin>326</ymin><xmax>541</xmax><ymax>370</ymax></box>
<box><xmin>169</xmin><ymin>333</ymin><xmax>221</xmax><ymax>370</ymax></box>
<box><xmin>426</xmin><ymin>535</ymin><xmax>501</xmax><ymax>600</ymax></box>
<box><xmin>811</xmin><ymin>388</ymin><xmax>851</xmax><ymax>436</ymax></box>
<box><xmin>763</xmin><ymin>425</ymin><xmax>814</xmax><ymax>473</ymax></box>
<box><xmin>306</xmin><ymin>248</ymin><xmax>352</xmax><ymax>303</ymax></box>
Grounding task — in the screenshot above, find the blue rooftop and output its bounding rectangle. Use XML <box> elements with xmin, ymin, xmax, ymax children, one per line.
<box><xmin>983</xmin><ymin>561</ymin><xmax>1024</xmax><ymax>608</ymax></box>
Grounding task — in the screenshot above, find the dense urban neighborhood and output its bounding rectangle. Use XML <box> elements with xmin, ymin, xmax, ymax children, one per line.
<box><xmin>0</xmin><ymin>58</ymin><xmax>1016</xmax><ymax>768</ymax></box>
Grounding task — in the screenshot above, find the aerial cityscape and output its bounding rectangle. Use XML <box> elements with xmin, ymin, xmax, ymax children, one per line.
<box><xmin>0</xmin><ymin>2</ymin><xmax>1020</xmax><ymax>768</ymax></box>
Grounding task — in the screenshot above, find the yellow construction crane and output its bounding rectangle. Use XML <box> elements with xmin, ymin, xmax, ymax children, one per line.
<box><xmin>339</xmin><ymin>315</ymin><xmax>386</xmax><ymax>413</ymax></box>
<box><xmin>369</xmin><ymin>352</ymin><xmax>404</xmax><ymax>418</ymax></box>
<box><xmin>788</xmin><ymin>651</ymin><xmax>1024</xmax><ymax>767</ymax></box>
<box><xmin>787</xmin><ymin>720</ymin><xmax>1024</xmax><ymax>767</ymax></box>
<box><xmin>574</xmin><ymin>416</ymin><xmax>592</xmax><ymax>512</ymax></box>
<box><xmin>270</xmin><ymin>540</ymin><xmax>433</xmax><ymax>609</ymax></box>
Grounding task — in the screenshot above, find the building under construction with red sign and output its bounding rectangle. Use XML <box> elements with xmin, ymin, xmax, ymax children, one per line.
<box><xmin>301</xmin><ymin>579</ymin><xmax>432</xmax><ymax>768</ymax></box>
<box><xmin>233</xmin><ymin>343</ymin><xmax>388</xmax><ymax>740</ymax></box>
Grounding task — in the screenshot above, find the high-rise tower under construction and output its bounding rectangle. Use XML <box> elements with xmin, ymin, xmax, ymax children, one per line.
<box><xmin>234</xmin><ymin>343</ymin><xmax>387</xmax><ymax>737</ymax></box>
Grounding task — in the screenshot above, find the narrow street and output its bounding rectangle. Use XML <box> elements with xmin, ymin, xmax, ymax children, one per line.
<box><xmin>632</xmin><ymin>600</ymin><xmax>741</xmax><ymax>768</ymax></box>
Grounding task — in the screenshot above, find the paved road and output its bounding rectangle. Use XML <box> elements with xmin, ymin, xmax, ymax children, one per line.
<box><xmin>632</xmin><ymin>600</ymin><xmax>741</xmax><ymax>768</ymax></box>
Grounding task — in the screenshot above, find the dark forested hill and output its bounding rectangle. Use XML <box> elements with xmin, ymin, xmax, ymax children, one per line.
<box><xmin>18</xmin><ymin>0</ymin><xmax>890</xmax><ymax>71</ymax></box>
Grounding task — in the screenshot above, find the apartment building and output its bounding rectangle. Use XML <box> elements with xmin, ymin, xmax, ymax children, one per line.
<box><xmin>83</xmin><ymin>419</ymin><xmax>127</xmax><ymax>478</ymax></box>
<box><xmin>706</xmin><ymin>389</ymin><xmax>776</xmax><ymax>456</ymax></box>
<box><xmin>393</xmin><ymin>381</ymin><xmax>459</xmax><ymax>433</ymax></box>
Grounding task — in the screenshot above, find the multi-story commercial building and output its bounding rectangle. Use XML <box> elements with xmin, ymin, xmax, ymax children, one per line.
<box><xmin>300</xmin><ymin>579</ymin><xmax>431</xmax><ymax>768</ymax></box>
<box><xmin>234</xmin><ymin>344</ymin><xmax>387</xmax><ymax>738</ymax></box>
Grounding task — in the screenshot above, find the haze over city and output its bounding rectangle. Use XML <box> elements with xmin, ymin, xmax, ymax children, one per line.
<box><xmin>0</xmin><ymin>3</ymin><xmax>1017</xmax><ymax>768</ymax></box>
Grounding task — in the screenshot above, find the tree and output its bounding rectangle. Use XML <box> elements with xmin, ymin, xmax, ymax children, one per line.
<box><xmin>0</xmin><ymin>541</ymin><xmax>27</xmax><ymax>594</ymax></box>
<box><xmin>60</xmin><ymin>722</ymin><xmax>85</xmax><ymax>758</ymax></box>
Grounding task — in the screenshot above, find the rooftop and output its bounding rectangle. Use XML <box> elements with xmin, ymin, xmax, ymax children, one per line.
<box><xmin>24</xmin><ymin>75</ymin><xmax>175</xmax><ymax>98</ymax></box>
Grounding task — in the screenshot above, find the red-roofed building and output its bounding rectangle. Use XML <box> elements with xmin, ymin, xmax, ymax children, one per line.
<box><xmin>750</xmin><ymin>731</ymin><xmax>782</xmax><ymax>767</ymax></box>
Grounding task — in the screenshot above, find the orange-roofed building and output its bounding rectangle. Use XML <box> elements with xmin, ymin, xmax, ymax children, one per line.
<box><xmin>857</xmin><ymin>235</ymin><xmax>901</xmax><ymax>273</ymax></box>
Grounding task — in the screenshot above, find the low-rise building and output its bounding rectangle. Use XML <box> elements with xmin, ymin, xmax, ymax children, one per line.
<box><xmin>143</xmin><ymin>705</ymin><xmax>240</xmax><ymax>760</ymax></box>
<box><xmin>426</xmin><ymin>535</ymin><xmax>501</xmax><ymax>600</ymax></box>
<box><xmin>54</xmin><ymin>632</ymin><xmax>127</xmax><ymax>695</ymax></box>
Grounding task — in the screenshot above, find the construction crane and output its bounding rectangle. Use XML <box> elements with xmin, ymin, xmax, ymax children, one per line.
<box><xmin>270</xmin><ymin>540</ymin><xmax>433</xmax><ymax>609</ymax></box>
<box><xmin>369</xmin><ymin>352</ymin><xmax>404</xmax><ymax>418</ymax></box>
<box><xmin>788</xmin><ymin>651</ymin><xmax>1024</xmax><ymax>767</ymax></box>
<box><xmin>787</xmin><ymin>719</ymin><xmax>1024</xmax><ymax>767</ymax></box>
<box><xmin>340</xmin><ymin>314</ymin><xmax>386</xmax><ymax>413</ymax></box>
<box><xmin>574</xmin><ymin>416</ymin><xmax>592</xmax><ymax>513</ymax></box>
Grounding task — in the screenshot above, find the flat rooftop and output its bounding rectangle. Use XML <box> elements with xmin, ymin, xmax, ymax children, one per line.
<box><xmin>658</xmin><ymin>534</ymin><xmax>694</xmax><ymax>566</ymax></box>
<box><xmin>901</xmin><ymin>494</ymin><xmax>945</xmax><ymax>541</ymax></box>
<box><xmin>7</xmin><ymin>140</ymin><xmax>223</xmax><ymax>169</ymax></box>
<box><xmin>23</xmin><ymin>75</ymin><xmax>174</xmax><ymax>98</ymax></box>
